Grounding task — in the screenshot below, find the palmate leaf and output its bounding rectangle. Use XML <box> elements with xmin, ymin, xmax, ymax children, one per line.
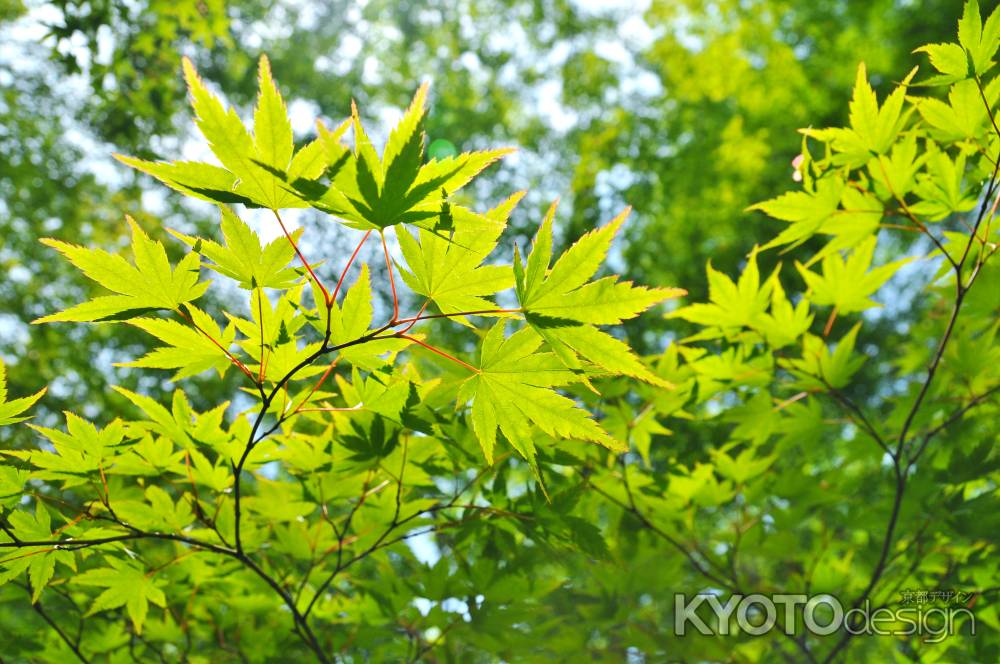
<box><xmin>333</xmin><ymin>265</ymin><xmax>410</xmax><ymax>368</ymax></box>
<box><xmin>513</xmin><ymin>203</ymin><xmax>682</xmax><ymax>386</ymax></box>
<box><xmin>670</xmin><ymin>252</ymin><xmax>813</xmax><ymax>349</ymax></box>
<box><xmin>958</xmin><ymin>0</ymin><xmax>1000</xmax><ymax>76</ymax></box>
<box><xmin>15</xmin><ymin>416</ymin><xmax>127</xmax><ymax>484</ymax></box>
<box><xmin>119</xmin><ymin>305</ymin><xmax>238</xmax><ymax>380</ymax></box>
<box><xmin>170</xmin><ymin>206</ymin><xmax>302</xmax><ymax>290</ymax></box>
<box><xmin>398</xmin><ymin>192</ymin><xmax>523</xmax><ymax>317</ymax></box>
<box><xmin>116</xmin><ymin>55</ymin><xmax>328</xmax><ymax>210</ymax></box>
<box><xmin>916</xmin><ymin>42</ymin><xmax>969</xmax><ymax>83</ymax></box>
<box><xmin>847</xmin><ymin>62</ymin><xmax>917</xmax><ymax>156</ymax></box>
<box><xmin>801</xmin><ymin>64</ymin><xmax>916</xmax><ymax>167</ymax></box>
<box><xmin>751</xmin><ymin>176</ymin><xmax>844</xmax><ymax>250</ymax></box>
<box><xmin>0</xmin><ymin>504</ymin><xmax>74</xmax><ymax>601</ymax></box>
<box><xmin>75</xmin><ymin>558</ymin><xmax>167</xmax><ymax>635</ymax></box>
<box><xmin>785</xmin><ymin>324</ymin><xmax>866</xmax><ymax>390</ymax></box>
<box><xmin>913</xmin><ymin>2</ymin><xmax>1000</xmax><ymax>84</ymax></box>
<box><xmin>227</xmin><ymin>286</ymin><xmax>327</xmax><ymax>382</ymax></box>
<box><xmin>34</xmin><ymin>217</ymin><xmax>209</xmax><ymax>323</ymax></box>
<box><xmin>308</xmin><ymin>83</ymin><xmax>514</xmax><ymax>230</ymax></box>
<box><xmin>515</xmin><ymin>203</ymin><xmax>683</xmax><ymax>325</ymax></box>
<box><xmin>914</xmin><ymin>79</ymin><xmax>999</xmax><ymax>141</ymax></box>
<box><xmin>752</xmin><ymin>172</ymin><xmax>885</xmax><ymax>260</ymax></box>
<box><xmin>0</xmin><ymin>360</ymin><xmax>45</xmax><ymax>426</ymax></box>
<box><xmin>457</xmin><ymin>322</ymin><xmax>624</xmax><ymax>471</ymax></box>
<box><xmin>795</xmin><ymin>237</ymin><xmax>910</xmax><ymax>314</ymax></box>
<box><xmin>669</xmin><ymin>248</ymin><xmax>773</xmax><ymax>330</ymax></box>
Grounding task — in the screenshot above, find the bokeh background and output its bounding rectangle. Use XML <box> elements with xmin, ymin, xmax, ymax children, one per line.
<box><xmin>0</xmin><ymin>0</ymin><xmax>966</xmax><ymax>424</ymax></box>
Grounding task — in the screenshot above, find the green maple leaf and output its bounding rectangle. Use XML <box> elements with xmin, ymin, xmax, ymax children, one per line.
<box><xmin>796</xmin><ymin>237</ymin><xmax>910</xmax><ymax>314</ymax></box>
<box><xmin>801</xmin><ymin>64</ymin><xmax>916</xmax><ymax>167</ymax></box>
<box><xmin>0</xmin><ymin>360</ymin><xmax>46</xmax><ymax>426</ymax></box>
<box><xmin>785</xmin><ymin>324</ymin><xmax>866</xmax><ymax>390</ymax></box>
<box><xmin>34</xmin><ymin>217</ymin><xmax>208</xmax><ymax>324</ymax></box>
<box><xmin>120</xmin><ymin>305</ymin><xmax>238</xmax><ymax>380</ymax></box>
<box><xmin>915</xmin><ymin>80</ymin><xmax>998</xmax><ymax>141</ymax></box>
<box><xmin>116</xmin><ymin>55</ymin><xmax>328</xmax><ymax>210</ymax></box>
<box><xmin>914</xmin><ymin>0</ymin><xmax>1000</xmax><ymax>83</ymax></box>
<box><xmin>515</xmin><ymin>202</ymin><xmax>683</xmax><ymax>325</ymax></box>
<box><xmin>847</xmin><ymin>62</ymin><xmax>917</xmax><ymax>155</ymax></box>
<box><xmin>170</xmin><ymin>206</ymin><xmax>303</xmax><ymax>290</ymax></box>
<box><xmin>537</xmin><ymin>323</ymin><xmax>673</xmax><ymax>387</ymax></box>
<box><xmin>915</xmin><ymin>42</ymin><xmax>969</xmax><ymax>83</ymax></box>
<box><xmin>751</xmin><ymin>176</ymin><xmax>845</xmax><ymax>251</ymax></box>
<box><xmin>227</xmin><ymin>286</ymin><xmax>327</xmax><ymax>383</ymax></box>
<box><xmin>671</xmin><ymin>253</ymin><xmax>813</xmax><ymax>349</ymax></box>
<box><xmin>958</xmin><ymin>0</ymin><xmax>1000</xmax><ymax>76</ymax></box>
<box><xmin>513</xmin><ymin>203</ymin><xmax>681</xmax><ymax>386</ymax></box>
<box><xmin>323</xmin><ymin>264</ymin><xmax>409</xmax><ymax>369</ymax></box>
<box><xmin>398</xmin><ymin>192</ymin><xmax>523</xmax><ymax>316</ymax></box>
<box><xmin>457</xmin><ymin>322</ymin><xmax>623</xmax><ymax>472</ymax></box>
<box><xmin>0</xmin><ymin>504</ymin><xmax>75</xmax><ymax>600</ymax></box>
<box><xmin>75</xmin><ymin>558</ymin><xmax>167</xmax><ymax>634</ymax></box>
<box><xmin>669</xmin><ymin>248</ymin><xmax>773</xmax><ymax>330</ymax></box>
<box><xmin>307</xmin><ymin>82</ymin><xmax>514</xmax><ymax>230</ymax></box>
<box><xmin>16</xmin><ymin>416</ymin><xmax>126</xmax><ymax>484</ymax></box>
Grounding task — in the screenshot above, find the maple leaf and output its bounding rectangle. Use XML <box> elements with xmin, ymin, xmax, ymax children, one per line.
<box><xmin>11</xmin><ymin>416</ymin><xmax>126</xmax><ymax>485</ymax></box>
<box><xmin>120</xmin><ymin>305</ymin><xmax>238</xmax><ymax>380</ymax></box>
<box><xmin>0</xmin><ymin>360</ymin><xmax>46</xmax><ymax>426</ymax></box>
<box><xmin>0</xmin><ymin>504</ymin><xmax>75</xmax><ymax>601</ymax></box>
<box><xmin>223</xmin><ymin>287</ymin><xmax>321</xmax><ymax>383</ymax></box>
<box><xmin>515</xmin><ymin>203</ymin><xmax>682</xmax><ymax>385</ymax></box>
<box><xmin>115</xmin><ymin>55</ymin><xmax>328</xmax><ymax>210</ymax></box>
<box><xmin>515</xmin><ymin>203</ymin><xmax>683</xmax><ymax>325</ymax></box>
<box><xmin>324</xmin><ymin>264</ymin><xmax>409</xmax><ymax>369</ymax></box>
<box><xmin>795</xmin><ymin>237</ymin><xmax>910</xmax><ymax>314</ymax></box>
<box><xmin>398</xmin><ymin>192</ymin><xmax>524</xmax><ymax>317</ymax></box>
<box><xmin>75</xmin><ymin>558</ymin><xmax>167</xmax><ymax>635</ymax></box>
<box><xmin>305</xmin><ymin>82</ymin><xmax>514</xmax><ymax>230</ymax></box>
<box><xmin>458</xmin><ymin>322</ymin><xmax>624</xmax><ymax>471</ymax></box>
<box><xmin>34</xmin><ymin>217</ymin><xmax>208</xmax><ymax>324</ymax></box>
<box><xmin>170</xmin><ymin>206</ymin><xmax>303</xmax><ymax>290</ymax></box>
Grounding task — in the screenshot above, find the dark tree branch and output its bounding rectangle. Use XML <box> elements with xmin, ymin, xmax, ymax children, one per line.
<box><xmin>821</xmin><ymin>84</ymin><xmax>1000</xmax><ymax>661</ymax></box>
<box><xmin>25</xmin><ymin>579</ymin><xmax>90</xmax><ymax>664</ymax></box>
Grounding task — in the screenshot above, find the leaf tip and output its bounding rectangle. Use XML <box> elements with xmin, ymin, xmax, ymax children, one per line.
<box><xmin>181</xmin><ymin>56</ymin><xmax>201</xmax><ymax>91</ymax></box>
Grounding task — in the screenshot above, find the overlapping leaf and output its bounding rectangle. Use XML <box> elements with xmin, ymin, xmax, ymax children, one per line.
<box><xmin>227</xmin><ymin>285</ymin><xmax>325</xmax><ymax>382</ymax></box>
<box><xmin>308</xmin><ymin>83</ymin><xmax>514</xmax><ymax>230</ymax></box>
<box><xmin>516</xmin><ymin>203</ymin><xmax>683</xmax><ymax>325</ymax></box>
<box><xmin>170</xmin><ymin>206</ymin><xmax>302</xmax><ymax>290</ymax></box>
<box><xmin>10</xmin><ymin>415</ymin><xmax>126</xmax><ymax>484</ymax></box>
<box><xmin>785</xmin><ymin>324</ymin><xmax>866</xmax><ymax>390</ymax></box>
<box><xmin>795</xmin><ymin>237</ymin><xmax>910</xmax><ymax>314</ymax></box>
<box><xmin>75</xmin><ymin>558</ymin><xmax>167</xmax><ymax>634</ymax></box>
<box><xmin>121</xmin><ymin>305</ymin><xmax>238</xmax><ymax>380</ymax></box>
<box><xmin>514</xmin><ymin>203</ymin><xmax>682</xmax><ymax>385</ymax></box>
<box><xmin>0</xmin><ymin>504</ymin><xmax>75</xmax><ymax>601</ymax></box>
<box><xmin>116</xmin><ymin>55</ymin><xmax>328</xmax><ymax>209</ymax></box>
<box><xmin>324</xmin><ymin>264</ymin><xmax>409</xmax><ymax>369</ymax></box>
<box><xmin>670</xmin><ymin>250</ymin><xmax>813</xmax><ymax>349</ymax></box>
<box><xmin>802</xmin><ymin>63</ymin><xmax>916</xmax><ymax>167</ymax></box>
<box><xmin>913</xmin><ymin>2</ymin><xmax>1000</xmax><ymax>83</ymax></box>
<box><xmin>398</xmin><ymin>192</ymin><xmax>523</xmax><ymax>316</ymax></box>
<box><xmin>458</xmin><ymin>322</ymin><xmax>623</xmax><ymax>470</ymax></box>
